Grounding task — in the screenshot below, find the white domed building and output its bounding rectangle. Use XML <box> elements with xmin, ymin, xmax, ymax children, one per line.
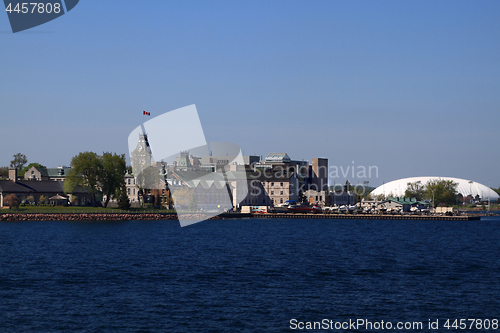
<box><xmin>371</xmin><ymin>177</ymin><xmax>499</xmax><ymax>201</ymax></box>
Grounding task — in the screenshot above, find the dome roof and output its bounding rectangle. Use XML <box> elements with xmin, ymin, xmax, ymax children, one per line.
<box><xmin>371</xmin><ymin>177</ymin><xmax>499</xmax><ymax>201</ymax></box>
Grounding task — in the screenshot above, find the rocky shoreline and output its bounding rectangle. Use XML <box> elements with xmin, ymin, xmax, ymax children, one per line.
<box><xmin>1</xmin><ymin>211</ymin><xmax>494</xmax><ymax>222</ymax></box>
<box><xmin>0</xmin><ymin>213</ymin><xmax>234</xmax><ymax>222</ymax></box>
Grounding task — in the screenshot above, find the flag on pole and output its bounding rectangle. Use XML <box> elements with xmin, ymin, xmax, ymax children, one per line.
<box><xmin>143</xmin><ymin>111</ymin><xmax>150</xmax><ymax>116</ymax></box>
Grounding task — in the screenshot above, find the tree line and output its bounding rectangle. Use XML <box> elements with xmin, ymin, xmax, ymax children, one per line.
<box><xmin>1</xmin><ymin>152</ymin><xmax>131</xmax><ymax>209</ymax></box>
<box><xmin>405</xmin><ymin>179</ymin><xmax>460</xmax><ymax>206</ymax></box>
<box><xmin>64</xmin><ymin>152</ymin><xmax>130</xmax><ymax>209</ymax></box>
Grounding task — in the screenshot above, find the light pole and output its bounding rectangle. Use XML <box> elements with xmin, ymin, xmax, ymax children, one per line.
<box><xmin>469</xmin><ymin>180</ymin><xmax>473</xmax><ymax>205</ymax></box>
<box><xmin>431</xmin><ymin>189</ymin><xmax>435</xmax><ymax>209</ymax></box>
<box><xmin>363</xmin><ymin>180</ymin><xmax>369</xmax><ymax>202</ymax></box>
<box><xmin>488</xmin><ymin>179</ymin><xmax>491</xmax><ymax>212</ymax></box>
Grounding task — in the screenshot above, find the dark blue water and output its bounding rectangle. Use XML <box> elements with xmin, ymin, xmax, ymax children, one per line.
<box><xmin>1</xmin><ymin>216</ymin><xmax>500</xmax><ymax>332</ymax></box>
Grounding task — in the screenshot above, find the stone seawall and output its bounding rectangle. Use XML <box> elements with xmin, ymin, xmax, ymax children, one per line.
<box><xmin>0</xmin><ymin>213</ymin><xmax>177</xmax><ymax>221</ymax></box>
<box><xmin>0</xmin><ymin>212</ymin><xmax>251</xmax><ymax>222</ymax></box>
<box><xmin>0</xmin><ymin>212</ymin><xmax>484</xmax><ymax>222</ymax></box>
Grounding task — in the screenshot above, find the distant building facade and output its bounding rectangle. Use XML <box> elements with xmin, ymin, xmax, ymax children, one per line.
<box><xmin>24</xmin><ymin>166</ymin><xmax>71</xmax><ymax>181</ymax></box>
<box><xmin>329</xmin><ymin>181</ymin><xmax>356</xmax><ymax>206</ymax></box>
<box><xmin>0</xmin><ymin>169</ymin><xmax>88</xmax><ymax>207</ymax></box>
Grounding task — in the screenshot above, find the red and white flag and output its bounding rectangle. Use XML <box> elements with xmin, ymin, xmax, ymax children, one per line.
<box><xmin>143</xmin><ymin>111</ymin><xmax>150</xmax><ymax>116</ymax></box>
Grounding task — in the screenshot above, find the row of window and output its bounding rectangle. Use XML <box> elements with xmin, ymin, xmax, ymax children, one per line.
<box><xmin>156</xmin><ymin>194</ymin><xmax>230</xmax><ymax>204</ymax></box>
<box><xmin>270</xmin><ymin>190</ymin><xmax>285</xmax><ymax>195</ymax></box>
<box><xmin>262</xmin><ymin>182</ymin><xmax>285</xmax><ymax>187</ymax></box>
<box><xmin>244</xmin><ymin>198</ymin><xmax>268</xmax><ymax>204</ymax></box>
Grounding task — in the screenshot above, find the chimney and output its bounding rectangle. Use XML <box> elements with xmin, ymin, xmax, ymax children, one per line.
<box><xmin>9</xmin><ymin>169</ymin><xmax>17</xmax><ymax>182</ymax></box>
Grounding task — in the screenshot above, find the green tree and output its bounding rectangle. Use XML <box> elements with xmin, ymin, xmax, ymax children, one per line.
<box><xmin>117</xmin><ymin>184</ymin><xmax>131</xmax><ymax>210</ymax></box>
<box><xmin>38</xmin><ymin>195</ymin><xmax>47</xmax><ymax>205</ymax></box>
<box><xmin>425</xmin><ymin>179</ymin><xmax>458</xmax><ymax>207</ymax></box>
<box><xmin>10</xmin><ymin>153</ymin><xmax>28</xmax><ymax>170</ymax></box>
<box><xmin>0</xmin><ymin>166</ymin><xmax>8</xmax><ymax>179</ymax></box>
<box><xmin>101</xmin><ymin>153</ymin><xmax>127</xmax><ymax>208</ymax></box>
<box><xmin>23</xmin><ymin>162</ymin><xmax>47</xmax><ymax>174</ymax></box>
<box><xmin>65</xmin><ymin>152</ymin><xmax>103</xmax><ymax>206</ymax></box>
<box><xmin>405</xmin><ymin>181</ymin><xmax>426</xmax><ymax>200</ymax></box>
<box><xmin>494</xmin><ymin>187</ymin><xmax>500</xmax><ymax>196</ymax></box>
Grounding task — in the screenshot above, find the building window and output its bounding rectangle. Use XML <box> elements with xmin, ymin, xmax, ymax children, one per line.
<box><xmin>280</xmin><ymin>191</ymin><xmax>283</xmax><ymax>195</ymax></box>
<box><xmin>280</xmin><ymin>198</ymin><xmax>283</xmax><ymax>203</ymax></box>
<box><xmin>128</xmin><ymin>179</ymin><xmax>130</xmax><ymax>185</ymax></box>
<box><xmin>271</xmin><ymin>191</ymin><xmax>274</xmax><ymax>195</ymax></box>
<box><xmin>128</xmin><ymin>188</ymin><xmax>130</xmax><ymax>195</ymax></box>
<box><xmin>280</xmin><ymin>182</ymin><xmax>283</xmax><ymax>187</ymax></box>
<box><xmin>271</xmin><ymin>182</ymin><xmax>274</xmax><ymax>186</ymax></box>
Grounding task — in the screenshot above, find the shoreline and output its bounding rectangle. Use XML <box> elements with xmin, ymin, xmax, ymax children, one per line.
<box><xmin>0</xmin><ymin>213</ymin><xmax>252</xmax><ymax>222</ymax></box>
<box><xmin>0</xmin><ymin>212</ymin><xmax>488</xmax><ymax>221</ymax></box>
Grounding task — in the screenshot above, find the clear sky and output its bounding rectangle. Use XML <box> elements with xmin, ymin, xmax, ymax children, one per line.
<box><xmin>1</xmin><ymin>0</ymin><xmax>499</xmax><ymax>188</ymax></box>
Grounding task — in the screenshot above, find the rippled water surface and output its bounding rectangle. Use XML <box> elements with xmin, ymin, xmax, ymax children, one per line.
<box><xmin>1</xmin><ymin>216</ymin><xmax>500</xmax><ymax>332</ymax></box>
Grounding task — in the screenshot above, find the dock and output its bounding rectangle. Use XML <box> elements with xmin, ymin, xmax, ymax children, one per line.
<box><xmin>248</xmin><ymin>213</ymin><xmax>481</xmax><ymax>221</ymax></box>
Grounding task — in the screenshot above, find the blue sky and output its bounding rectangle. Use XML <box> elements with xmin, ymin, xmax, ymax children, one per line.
<box><xmin>1</xmin><ymin>0</ymin><xmax>499</xmax><ymax>187</ymax></box>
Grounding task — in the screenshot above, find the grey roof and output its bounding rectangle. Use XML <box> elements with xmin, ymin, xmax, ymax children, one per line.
<box><xmin>21</xmin><ymin>180</ymin><xmax>65</xmax><ymax>192</ymax></box>
<box><xmin>0</xmin><ymin>180</ymin><xmax>33</xmax><ymax>193</ymax></box>
<box><xmin>0</xmin><ymin>180</ymin><xmax>87</xmax><ymax>194</ymax></box>
<box><xmin>384</xmin><ymin>197</ymin><xmax>430</xmax><ymax>205</ymax></box>
<box><xmin>264</xmin><ymin>153</ymin><xmax>291</xmax><ymax>163</ymax></box>
<box><xmin>172</xmin><ymin>169</ymin><xmax>228</xmax><ymax>189</ymax></box>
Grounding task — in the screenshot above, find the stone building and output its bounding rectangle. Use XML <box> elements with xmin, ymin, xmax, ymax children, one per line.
<box><xmin>23</xmin><ymin>165</ymin><xmax>71</xmax><ymax>181</ymax></box>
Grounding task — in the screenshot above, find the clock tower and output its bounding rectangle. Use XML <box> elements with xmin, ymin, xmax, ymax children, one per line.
<box><xmin>130</xmin><ymin>127</ymin><xmax>153</xmax><ymax>176</ymax></box>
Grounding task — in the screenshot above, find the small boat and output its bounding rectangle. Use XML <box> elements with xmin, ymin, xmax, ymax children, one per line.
<box><xmin>288</xmin><ymin>203</ymin><xmax>322</xmax><ymax>214</ymax></box>
<box><xmin>273</xmin><ymin>200</ymin><xmax>295</xmax><ymax>213</ymax></box>
<box><xmin>324</xmin><ymin>205</ymin><xmax>339</xmax><ymax>213</ymax></box>
<box><xmin>274</xmin><ymin>203</ymin><xmax>290</xmax><ymax>213</ymax></box>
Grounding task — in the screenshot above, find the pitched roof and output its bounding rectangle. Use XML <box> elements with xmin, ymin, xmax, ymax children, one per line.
<box><xmin>19</xmin><ymin>180</ymin><xmax>65</xmax><ymax>192</ymax></box>
<box><xmin>25</xmin><ymin>166</ymin><xmax>70</xmax><ymax>178</ymax></box>
<box><xmin>0</xmin><ymin>180</ymin><xmax>87</xmax><ymax>194</ymax></box>
<box><xmin>171</xmin><ymin>169</ymin><xmax>228</xmax><ymax>189</ymax></box>
<box><xmin>386</xmin><ymin>197</ymin><xmax>429</xmax><ymax>205</ymax></box>
<box><xmin>0</xmin><ymin>180</ymin><xmax>33</xmax><ymax>193</ymax></box>
<box><xmin>264</xmin><ymin>153</ymin><xmax>291</xmax><ymax>163</ymax></box>
<box><xmin>49</xmin><ymin>194</ymin><xmax>68</xmax><ymax>200</ymax></box>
